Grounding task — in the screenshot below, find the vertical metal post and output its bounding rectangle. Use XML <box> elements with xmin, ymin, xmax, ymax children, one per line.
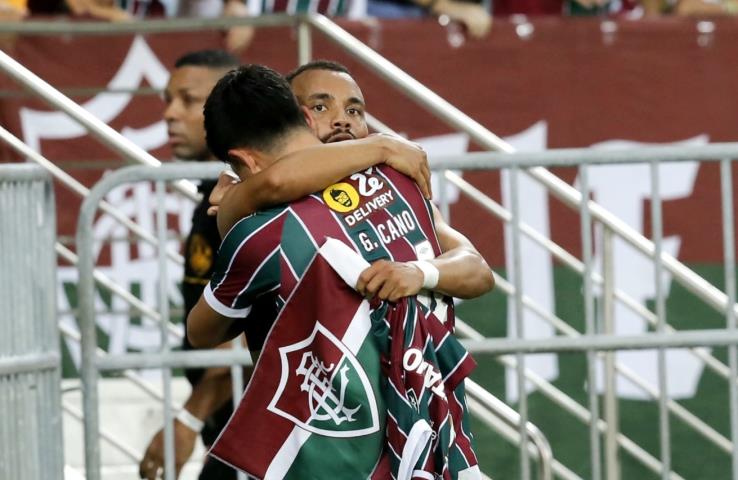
<box><xmin>36</xmin><ymin>176</ymin><xmax>64</xmax><ymax>478</ymax></box>
<box><xmin>579</xmin><ymin>164</ymin><xmax>602</xmax><ymax>480</ymax></box>
<box><xmin>720</xmin><ymin>159</ymin><xmax>738</xmax><ymax>480</ymax></box>
<box><xmin>156</xmin><ymin>181</ymin><xmax>176</xmax><ymax>480</ymax></box>
<box><xmin>602</xmin><ymin>226</ymin><xmax>620</xmax><ymax>480</ymax></box>
<box><xmin>297</xmin><ymin>19</ymin><xmax>312</xmax><ymax>67</ymax></box>
<box><xmin>509</xmin><ymin>164</ymin><xmax>530</xmax><ymax>480</ymax></box>
<box><xmin>78</xmin><ymin>188</ymin><xmax>102</xmax><ymax>480</ymax></box>
<box><xmin>650</xmin><ymin>161</ymin><xmax>671</xmax><ymax>480</ymax></box>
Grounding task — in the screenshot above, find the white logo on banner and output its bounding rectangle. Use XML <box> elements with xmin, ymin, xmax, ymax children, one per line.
<box><xmin>21</xmin><ymin>37</ymin><xmax>192</xmax><ymax>377</ymax></box>
<box><xmin>585</xmin><ymin>136</ymin><xmax>705</xmax><ymax>399</ymax></box>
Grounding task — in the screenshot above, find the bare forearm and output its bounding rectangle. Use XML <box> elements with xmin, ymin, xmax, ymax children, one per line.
<box><xmin>431</xmin><ymin>204</ymin><xmax>494</xmax><ymax>298</ymax></box>
<box><xmin>430</xmin><ymin>247</ymin><xmax>494</xmax><ymax>299</ymax></box>
<box><xmin>183</xmin><ymin>366</ymin><xmax>233</xmax><ymax>420</ymax></box>
<box><xmin>220</xmin><ymin>137</ymin><xmax>390</xmax><ymax>226</ymax></box>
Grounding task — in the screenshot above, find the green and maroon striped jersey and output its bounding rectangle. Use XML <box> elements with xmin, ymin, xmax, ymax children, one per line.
<box><xmin>204</xmin><ymin>165</ymin><xmax>452</xmax><ymax>355</ymax></box>
<box><xmin>210</xmin><ymin>239</ymin><xmax>480</xmax><ymax>479</ymax></box>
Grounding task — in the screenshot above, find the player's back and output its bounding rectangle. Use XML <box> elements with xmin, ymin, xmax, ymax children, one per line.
<box><xmin>209</xmin><ymin>165</ymin><xmax>446</xmax><ymax>358</ymax></box>
<box><xmin>277</xmin><ymin>165</ymin><xmax>442</xmax><ymax>303</ymax></box>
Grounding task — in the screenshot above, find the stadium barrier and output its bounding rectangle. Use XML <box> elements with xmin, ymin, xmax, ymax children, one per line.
<box><xmin>0</xmin><ymin>164</ymin><xmax>63</xmax><ymax>480</ymax></box>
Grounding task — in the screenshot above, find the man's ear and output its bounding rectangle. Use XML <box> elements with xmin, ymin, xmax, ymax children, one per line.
<box><xmin>227</xmin><ymin>148</ymin><xmax>261</xmax><ymax>175</ymax></box>
<box><xmin>301</xmin><ymin>105</ymin><xmax>316</xmax><ymax>132</ymax></box>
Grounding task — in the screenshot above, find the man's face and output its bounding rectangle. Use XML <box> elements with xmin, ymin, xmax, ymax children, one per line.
<box><xmin>290</xmin><ymin>69</ymin><xmax>369</xmax><ymax>144</ymax></box>
<box><xmin>163</xmin><ymin>65</ymin><xmax>224</xmax><ymax>160</ymax></box>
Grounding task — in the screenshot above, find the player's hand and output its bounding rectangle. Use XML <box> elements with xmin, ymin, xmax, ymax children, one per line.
<box><xmin>139</xmin><ymin>421</ymin><xmax>197</xmax><ymax>480</ymax></box>
<box><xmin>356</xmin><ymin>260</ymin><xmax>425</xmax><ymax>302</ymax></box>
<box><xmin>432</xmin><ymin>0</ymin><xmax>492</xmax><ymax>39</ymax></box>
<box><xmin>207</xmin><ymin>169</ymin><xmax>241</xmax><ymax>217</ymax></box>
<box><xmin>375</xmin><ymin>134</ymin><xmax>432</xmax><ymax>200</ymax></box>
<box><xmin>223</xmin><ymin>0</ymin><xmax>255</xmax><ymax>53</ymax></box>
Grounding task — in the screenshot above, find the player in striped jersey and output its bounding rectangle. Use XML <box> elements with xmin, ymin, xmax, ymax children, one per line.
<box><xmin>188</xmin><ymin>62</ymin><xmax>493</xmax><ymax>351</ymax></box>
<box><xmin>187</xmin><ymin>63</ymin><xmax>488</xmax><ymax>478</ymax></box>
<box><xmin>212</xmin><ymin>60</ymin><xmax>494</xmax><ymax>306</ymax></box>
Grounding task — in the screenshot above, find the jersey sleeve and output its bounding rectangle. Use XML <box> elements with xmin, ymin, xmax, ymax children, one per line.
<box><xmin>203</xmin><ymin>209</ymin><xmax>287</xmax><ymax>319</ymax></box>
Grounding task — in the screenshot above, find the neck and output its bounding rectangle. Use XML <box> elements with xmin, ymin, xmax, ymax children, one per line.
<box><xmin>271</xmin><ymin>127</ymin><xmax>322</xmax><ymax>159</ymax></box>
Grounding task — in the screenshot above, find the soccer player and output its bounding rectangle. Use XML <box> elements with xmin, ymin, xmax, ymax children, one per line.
<box><xmin>187</xmin><ymin>62</ymin><xmax>493</xmax><ymax>355</ymax></box>
<box><xmin>187</xmin><ymin>63</ymin><xmax>489</xmax><ymax>477</ymax></box>
<box><xmin>140</xmin><ymin>53</ymin><xmax>432</xmax><ymax>480</ymax></box>
<box><xmin>213</xmin><ymin>60</ymin><xmax>494</xmax><ymax>303</ymax></box>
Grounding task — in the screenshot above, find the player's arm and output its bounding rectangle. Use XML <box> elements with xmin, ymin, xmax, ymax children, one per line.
<box><xmin>426</xmin><ymin>203</ymin><xmax>495</xmax><ymax>297</ymax></box>
<box><xmin>356</xmin><ymin>204</ymin><xmax>494</xmax><ymax>301</ymax></box>
<box><xmin>187</xmin><ymin>297</ymin><xmax>245</xmax><ymax>348</ymax></box>
<box><xmin>188</xmin><ymin>214</ymin><xmax>282</xmax><ymax>348</ymax></box>
<box><xmin>214</xmin><ymin>134</ymin><xmax>430</xmax><ymax>236</ymax></box>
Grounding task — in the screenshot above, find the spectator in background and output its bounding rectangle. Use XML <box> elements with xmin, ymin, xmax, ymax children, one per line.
<box><xmin>367</xmin><ymin>0</ymin><xmax>492</xmax><ymax>39</ymax></box>
<box><xmin>24</xmin><ymin>0</ymin><xmax>254</xmax><ymax>52</ymax></box>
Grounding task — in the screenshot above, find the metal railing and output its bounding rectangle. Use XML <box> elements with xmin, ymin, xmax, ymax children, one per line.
<box><xmin>439</xmin><ymin>146</ymin><xmax>738</xmax><ymax>480</ymax></box>
<box><xmin>0</xmin><ymin>164</ymin><xmax>63</xmax><ymax>480</ymax></box>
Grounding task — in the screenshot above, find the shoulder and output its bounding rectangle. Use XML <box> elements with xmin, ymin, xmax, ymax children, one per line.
<box><xmin>218</xmin><ymin>206</ymin><xmax>289</xmax><ymax>258</ymax></box>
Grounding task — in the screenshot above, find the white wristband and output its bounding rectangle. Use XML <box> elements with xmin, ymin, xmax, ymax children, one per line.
<box><xmin>410</xmin><ymin>260</ymin><xmax>440</xmax><ymax>289</ymax></box>
<box><xmin>176</xmin><ymin>408</ymin><xmax>205</xmax><ymax>433</ymax></box>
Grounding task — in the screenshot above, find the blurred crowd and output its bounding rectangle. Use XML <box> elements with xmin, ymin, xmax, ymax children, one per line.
<box><xmin>0</xmin><ymin>0</ymin><xmax>736</xmax><ymax>51</ymax></box>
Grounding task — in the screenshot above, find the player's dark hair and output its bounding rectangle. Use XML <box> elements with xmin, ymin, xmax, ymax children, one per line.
<box><xmin>204</xmin><ymin>64</ymin><xmax>308</xmax><ymax>163</ymax></box>
<box><xmin>286</xmin><ymin>60</ymin><xmax>351</xmax><ymax>83</ymax></box>
<box><xmin>174</xmin><ymin>50</ymin><xmax>240</xmax><ymax>70</ymax></box>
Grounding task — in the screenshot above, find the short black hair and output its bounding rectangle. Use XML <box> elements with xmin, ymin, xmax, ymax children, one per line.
<box><xmin>204</xmin><ymin>64</ymin><xmax>308</xmax><ymax>162</ymax></box>
<box><xmin>174</xmin><ymin>50</ymin><xmax>240</xmax><ymax>70</ymax></box>
<box><xmin>286</xmin><ymin>60</ymin><xmax>351</xmax><ymax>83</ymax></box>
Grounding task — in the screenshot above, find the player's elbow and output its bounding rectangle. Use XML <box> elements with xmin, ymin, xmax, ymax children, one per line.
<box><xmin>186</xmin><ymin>322</ymin><xmax>208</xmax><ymax>349</ymax></box>
<box><xmin>186</xmin><ymin>309</ymin><xmax>220</xmax><ymax>349</ymax></box>
<box><xmin>455</xmin><ymin>262</ymin><xmax>495</xmax><ymax>299</ymax></box>
<box><xmin>481</xmin><ymin>267</ymin><xmax>495</xmax><ymax>294</ymax></box>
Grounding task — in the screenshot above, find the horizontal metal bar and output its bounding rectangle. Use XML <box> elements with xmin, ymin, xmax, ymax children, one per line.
<box><xmin>0</xmin><ymin>163</ymin><xmax>51</xmax><ymax>182</ymax></box>
<box><xmin>96</xmin><ymin>350</ymin><xmax>253</xmax><ymax>371</ymax></box>
<box><xmin>428</xmin><ymin>143</ymin><xmax>738</xmax><ymax>171</ymax></box>
<box><xmin>0</xmin><ymin>14</ymin><xmax>299</xmax><ymax>35</ymax></box>
<box><xmin>455</xmin><ymin>320</ymin><xmax>685</xmax><ymax>479</ymax></box>
<box><xmin>0</xmin><ymin>352</ymin><xmax>59</xmax><ymax>375</ymax></box>
<box><xmin>461</xmin><ymin>329</ymin><xmax>738</xmax><ymax>355</ymax></box>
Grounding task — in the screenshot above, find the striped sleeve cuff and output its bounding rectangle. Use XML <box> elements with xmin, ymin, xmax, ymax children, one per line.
<box><xmin>203</xmin><ymin>283</ymin><xmax>252</xmax><ymax>319</ymax></box>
